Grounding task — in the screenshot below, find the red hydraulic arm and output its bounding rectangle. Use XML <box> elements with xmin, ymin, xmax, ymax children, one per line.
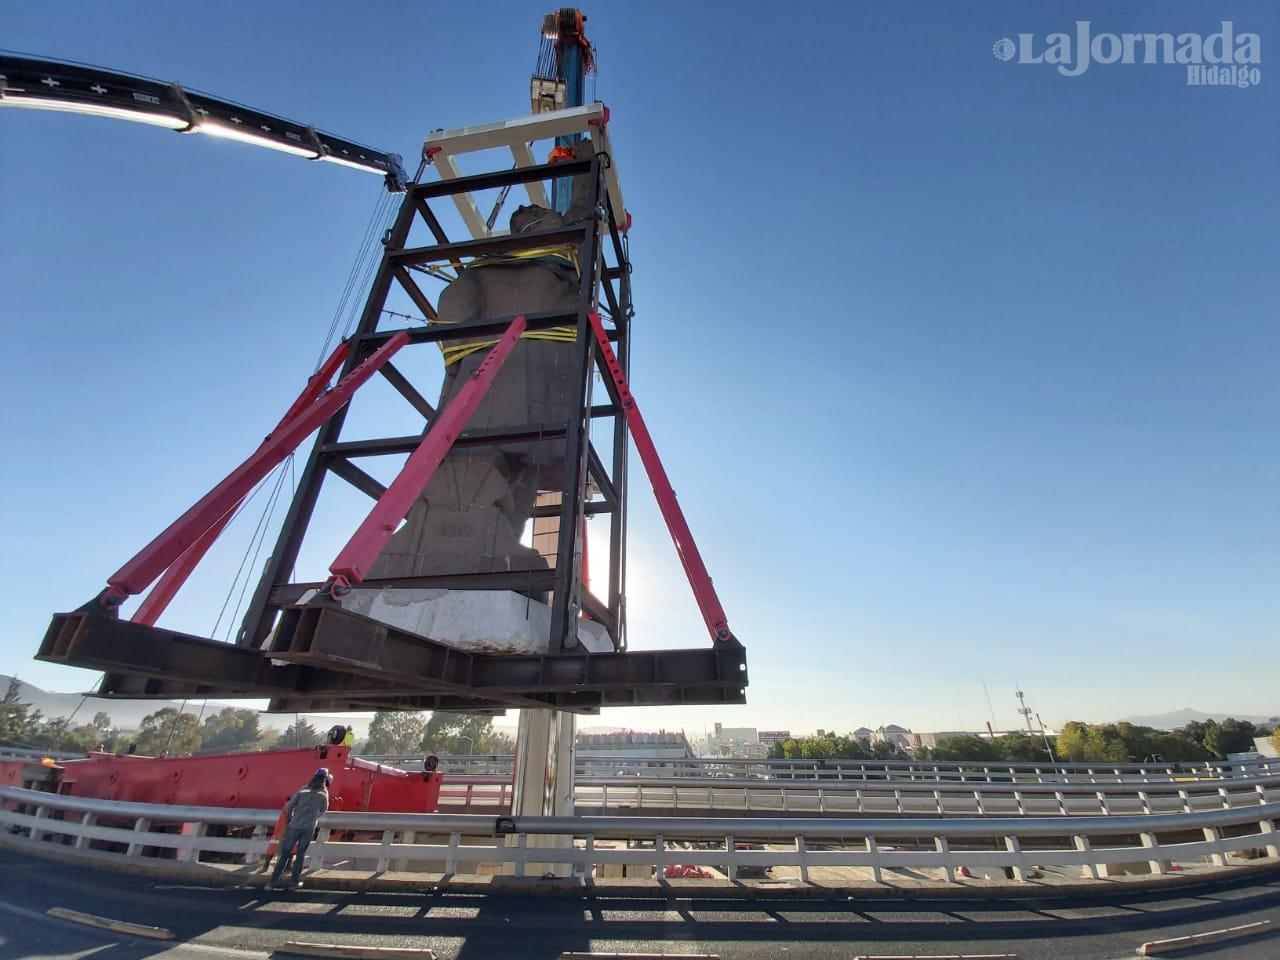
<box><xmin>587</xmin><ymin>311</ymin><xmax>734</xmax><ymax>643</ymax></box>
<box><xmin>326</xmin><ymin>315</ymin><xmax>529</xmax><ymax>591</ymax></box>
<box><xmin>131</xmin><ymin>342</ymin><xmax>354</xmax><ymax>625</ymax></box>
<box><xmin>101</xmin><ymin>332</ymin><xmax>409</xmax><ymax>611</ymax></box>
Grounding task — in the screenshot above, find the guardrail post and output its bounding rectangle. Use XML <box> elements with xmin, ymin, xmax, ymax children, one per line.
<box><xmin>1140</xmin><ymin>831</ymin><xmax>1166</xmax><ymax>875</ymax></box>
<box><xmin>309</xmin><ymin>827</ymin><xmax>330</xmax><ymax>875</ymax></box>
<box><xmin>1179</xmin><ymin>788</ymin><xmax>1191</xmax><ymax>813</ymax></box>
<box><xmin>584</xmin><ymin>835</ymin><xmax>596</xmax><ymax>882</ymax></box>
<box><xmin>1138</xmin><ymin>790</ymin><xmax>1152</xmax><ymax>814</ymax></box>
<box><xmin>933</xmin><ymin>788</ymin><xmax>943</xmax><ymax>815</ymax></box>
<box><xmin>1095</xmin><ymin>790</ymin><xmax>1109</xmax><ymax>815</ymax></box>
<box><xmin>1013</xmin><ymin>790</ymin><xmax>1025</xmax><ymax>815</ymax></box>
<box><xmin>724</xmin><ymin>834</ymin><xmax>736</xmax><ymax>882</ymax></box>
<box><xmin>934</xmin><ymin>835</ymin><xmax>954</xmax><ymax>883</ymax></box>
<box><xmin>442</xmin><ymin>831</ymin><xmax>459</xmax><ymax>875</ymax></box>
<box><xmin>246</xmin><ymin>823</ymin><xmax>268</xmax><ymax>866</ymax></box>
<box><xmin>1004</xmin><ymin>835</ymin><xmax>1027</xmax><ymax>881</ymax></box>
<box><xmin>73</xmin><ymin>812</ymin><xmax>95</xmax><ymax>850</ymax></box>
<box><xmin>29</xmin><ymin>805</ymin><xmax>50</xmax><ymax>843</ymax></box>
<box><xmin>513</xmin><ymin>832</ymin><xmax>527</xmax><ymax>877</ymax></box>
<box><xmin>126</xmin><ymin>817</ymin><xmax>151</xmax><ymax>857</ymax></box>
<box><xmin>795</xmin><ymin>835</ymin><xmax>810</xmax><ymax>883</ymax></box>
<box><xmin>391</xmin><ymin>829</ymin><xmax>415</xmax><ymax>871</ymax></box>
<box><xmin>1074</xmin><ymin>834</ymin><xmax>1099</xmax><ymax>880</ymax></box>
<box><xmin>1202</xmin><ymin>825</ymin><xmax>1227</xmax><ymax>866</ymax></box>
<box><xmin>1259</xmin><ymin>817</ymin><xmax>1278</xmax><ymax>859</ymax></box>
<box><xmin>375</xmin><ymin>829</ymin><xmax>394</xmax><ymax>872</ymax></box>
<box><xmin>1055</xmin><ymin>790</ymin><xmax>1067</xmax><ymax>815</ymax></box>
<box><xmin>1255</xmin><ymin>783</ymin><xmax>1267</xmax><ymax>806</ymax></box>
<box><xmin>866</xmin><ymin>835</ymin><xmax>882</xmax><ymax>884</ymax></box>
<box><xmin>1219</xmin><ymin>786</ymin><xmax>1231</xmax><ymax>809</ymax></box>
<box><xmin>177</xmin><ymin>821</ymin><xmax>207</xmax><ymax>862</ymax></box>
<box><xmin>654</xmin><ymin>834</ymin><xmax>666</xmax><ymax>882</ymax></box>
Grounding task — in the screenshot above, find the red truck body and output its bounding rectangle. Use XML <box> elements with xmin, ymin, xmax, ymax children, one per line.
<box><xmin>0</xmin><ymin>745</ymin><xmax>442</xmax><ymax>813</ymax></box>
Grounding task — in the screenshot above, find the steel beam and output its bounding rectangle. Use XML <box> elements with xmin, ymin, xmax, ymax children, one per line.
<box><xmin>268</xmin><ymin>603</ymin><xmax>746</xmax><ymax>696</ymax></box>
<box><xmin>388</xmin><ymin>225</ymin><xmax>587</xmax><ymax>268</ymax></box>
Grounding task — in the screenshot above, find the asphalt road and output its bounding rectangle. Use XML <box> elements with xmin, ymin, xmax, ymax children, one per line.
<box><xmin>0</xmin><ymin>848</ymin><xmax>1277</xmax><ymax>960</ymax></box>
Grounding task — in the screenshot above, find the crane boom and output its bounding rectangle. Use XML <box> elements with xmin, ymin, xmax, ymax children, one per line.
<box><xmin>0</xmin><ymin>53</ymin><xmax>407</xmax><ymax>190</ymax></box>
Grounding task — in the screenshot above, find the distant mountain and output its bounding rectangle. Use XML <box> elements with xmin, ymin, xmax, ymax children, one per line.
<box><xmin>1118</xmin><ymin>707</ymin><xmax>1279</xmax><ymax>730</ymax></box>
<box><xmin>0</xmin><ymin>674</ymin><xmax>371</xmax><ymax>737</ymax></box>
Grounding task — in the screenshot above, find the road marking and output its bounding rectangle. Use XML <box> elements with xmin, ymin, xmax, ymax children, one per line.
<box><xmin>276</xmin><ymin>945</ymin><xmax>438</xmax><ymax>960</ymax></box>
<box><xmin>1137</xmin><ymin>919</ymin><xmax>1273</xmax><ymax>956</ymax></box>
<box><xmin>46</xmin><ymin>906</ymin><xmax>174</xmax><ymax>940</ymax></box>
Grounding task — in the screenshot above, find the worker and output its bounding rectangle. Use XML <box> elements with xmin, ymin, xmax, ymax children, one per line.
<box><xmin>266</xmin><ymin>767</ymin><xmax>331</xmax><ymax>890</ymax></box>
<box><xmin>342</xmin><ymin>725</ymin><xmax>355</xmax><ymax>748</ymax></box>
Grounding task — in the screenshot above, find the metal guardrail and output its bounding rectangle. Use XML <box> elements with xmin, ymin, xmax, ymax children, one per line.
<box><xmin>434</xmin><ymin>771</ymin><xmax>1280</xmax><ymax>817</ymax></box>
<box><xmin>369</xmin><ymin>753</ymin><xmax>1280</xmax><ymax>784</ymax></box>
<box><xmin>0</xmin><ymin>746</ymin><xmax>79</xmax><ymax>762</ymax></box>
<box><xmin>2</xmin><ymin>785</ymin><xmax>1277</xmax><ymax>886</ymax></box>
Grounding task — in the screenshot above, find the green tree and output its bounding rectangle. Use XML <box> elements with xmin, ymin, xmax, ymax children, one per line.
<box><xmin>0</xmin><ymin>678</ymin><xmax>39</xmax><ymax>743</ymax></box>
<box><xmin>365</xmin><ymin>711</ymin><xmax>428</xmax><ymax>754</ymax></box>
<box><xmin>926</xmin><ymin>735</ymin><xmax>1002</xmax><ymax>762</ymax></box>
<box><xmin>767</xmin><ymin>734</ymin><xmax>870</xmax><ymax>761</ymax></box>
<box><xmin>276</xmin><ymin>718</ymin><xmax>321</xmax><ymax>749</ymax></box>
<box><xmin>1054</xmin><ymin>720</ymin><xmax>1208</xmax><ymax>764</ymax></box>
<box><xmin>420</xmin><ymin>712</ymin><xmax>512</xmax><ymax>755</ymax></box>
<box><xmin>1203</xmin><ymin>719</ymin><xmax>1257</xmax><ymax>758</ymax></box>
<box><xmin>1178</xmin><ymin>720</ymin><xmax>1211</xmax><ymax>748</ymax></box>
<box><xmin>199</xmin><ymin>707</ymin><xmax>261</xmax><ymax>752</ymax></box>
<box><xmin>870</xmin><ymin>739</ymin><xmax>904</xmax><ymax>760</ymax></box>
<box><xmin>134</xmin><ymin>708</ymin><xmax>202</xmax><ymax>756</ymax></box>
<box><xmin>994</xmin><ymin>731</ymin><xmax>1055</xmax><ymax>762</ymax></box>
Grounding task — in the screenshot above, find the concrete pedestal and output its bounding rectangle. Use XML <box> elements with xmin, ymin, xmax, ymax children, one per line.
<box><xmin>507</xmin><ymin>708</ymin><xmax>576</xmax><ymax>876</ymax></box>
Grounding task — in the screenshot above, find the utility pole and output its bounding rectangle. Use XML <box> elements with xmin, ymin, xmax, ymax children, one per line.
<box><xmin>1015</xmin><ymin>686</ymin><xmax>1036</xmax><ymax>735</ymax></box>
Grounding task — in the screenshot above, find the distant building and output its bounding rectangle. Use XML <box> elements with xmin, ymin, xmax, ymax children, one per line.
<box><xmin>706</xmin><ymin>722</ymin><xmax>764</xmax><ymax>759</ymax></box>
<box><xmin>758</xmin><ymin>730</ymin><xmax>791</xmax><ymax>749</ymax></box>
<box><xmin>576</xmin><ymin>730</ymin><xmax>694</xmax><ymax>774</ymax></box>
<box><xmin>872</xmin><ymin>724</ymin><xmax>912</xmax><ymax>750</ymax></box>
<box><xmin>851</xmin><ymin>727</ymin><xmax>873</xmax><ymax>744</ymax></box>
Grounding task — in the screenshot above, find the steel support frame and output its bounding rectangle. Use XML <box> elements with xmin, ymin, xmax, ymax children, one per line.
<box><xmin>40</xmin><ymin>153</ymin><xmax>746</xmax><ymax>711</ymax></box>
<box><xmin>238</xmin><ymin>155</ymin><xmax>631</xmax><ymax>658</ymax></box>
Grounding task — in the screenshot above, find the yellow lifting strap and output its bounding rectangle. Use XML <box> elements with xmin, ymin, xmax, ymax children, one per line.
<box><xmin>432</xmin><ymin>244</ymin><xmax>581</xmax><ymax>367</ymax></box>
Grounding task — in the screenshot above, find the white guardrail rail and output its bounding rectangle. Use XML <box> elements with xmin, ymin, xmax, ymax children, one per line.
<box><xmin>436</xmin><ymin>771</ymin><xmax>1280</xmax><ymax>817</ymax></box>
<box><xmin>2</xmin><ymin>784</ymin><xmax>1277</xmax><ymax>886</ymax></box>
<box><xmin>372</xmin><ymin>753</ymin><xmax>1280</xmax><ymax>784</ymax></box>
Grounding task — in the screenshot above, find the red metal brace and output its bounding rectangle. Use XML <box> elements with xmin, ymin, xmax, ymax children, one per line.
<box><xmin>131</xmin><ymin>342</ymin><xmax>354</xmax><ymax>625</ymax></box>
<box><xmin>99</xmin><ymin>331</ymin><xmax>409</xmax><ymax>612</ymax></box>
<box><xmin>587</xmin><ymin>311</ymin><xmax>734</xmax><ymax>644</ymax></box>
<box><xmin>325</xmin><ymin>315</ymin><xmax>529</xmax><ymax>595</ymax></box>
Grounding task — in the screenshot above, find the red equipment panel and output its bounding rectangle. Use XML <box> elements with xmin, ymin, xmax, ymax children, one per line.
<box><xmin>1</xmin><ymin>746</ymin><xmax>442</xmax><ymax>813</ymax></box>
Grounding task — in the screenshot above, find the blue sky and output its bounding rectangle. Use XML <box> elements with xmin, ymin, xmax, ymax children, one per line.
<box><xmin>1</xmin><ymin>1</ymin><xmax>1276</xmax><ymax>736</ymax></box>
